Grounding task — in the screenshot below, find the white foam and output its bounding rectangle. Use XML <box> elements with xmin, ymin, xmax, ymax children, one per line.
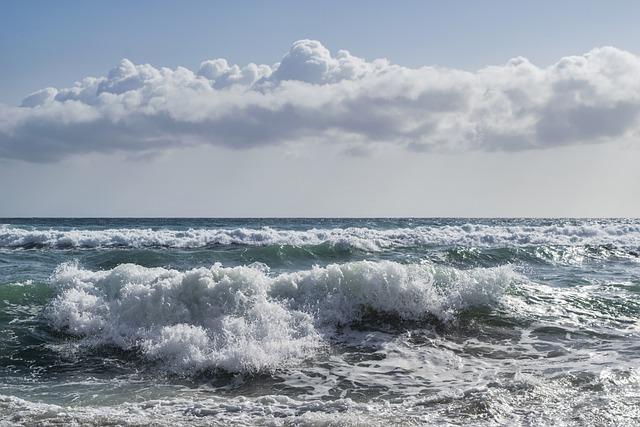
<box><xmin>46</xmin><ymin>260</ymin><xmax>517</xmax><ymax>374</ymax></box>
<box><xmin>3</xmin><ymin>367</ymin><xmax>639</xmax><ymax>426</ymax></box>
<box><xmin>0</xmin><ymin>393</ymin><xmax>432</xmax><ymax>426</ymax></box>
<box><xmin>3</xmin><ymin>222</ymin><xmax>640</xmax><ymax>250</ymax></box>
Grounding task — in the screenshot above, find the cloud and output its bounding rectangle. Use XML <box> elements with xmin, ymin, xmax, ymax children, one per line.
<box><xmin>2</xmin><ymin>40</ymin><xmax>640</xmax><ymax>162</ymax></box>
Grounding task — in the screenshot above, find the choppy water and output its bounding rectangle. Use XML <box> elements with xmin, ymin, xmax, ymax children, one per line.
<box><xmin>0</xmin><ymin>218</ymin><xmax>639</xmax><ymax>426</ymax></box>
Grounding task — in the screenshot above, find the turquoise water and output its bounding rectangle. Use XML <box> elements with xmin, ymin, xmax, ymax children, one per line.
<box><xmin>1</xmin><ymin>218</ymin><xmax>639</xmax><ymax>425</ymax></box>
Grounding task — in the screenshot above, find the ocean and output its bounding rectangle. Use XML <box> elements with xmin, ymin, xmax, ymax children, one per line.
<box><xmin>0</xmin><ymin>218</ymin><xmax>639</xmax><ymax>425</ymax></box>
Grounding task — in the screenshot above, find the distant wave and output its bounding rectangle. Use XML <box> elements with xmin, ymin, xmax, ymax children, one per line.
<box><xmin>46</xmin><ymin>260</ymin><xmax>516</xmax><ymax>374</ymax></box>
<box><xmin>0</xmin><ymin>225</ymin><xmax>383</xmax><ymax>251</ymax></box>
<box><xmin>2</xmin><ymin>223</ymin><xmax>640</xmax><ymax>250</ymax></box>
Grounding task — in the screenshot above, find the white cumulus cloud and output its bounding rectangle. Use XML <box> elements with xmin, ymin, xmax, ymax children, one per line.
<box><xmin>2</xmin><ymin>39</ymin><xmax>640</xmax><ymax>162</ymax></box>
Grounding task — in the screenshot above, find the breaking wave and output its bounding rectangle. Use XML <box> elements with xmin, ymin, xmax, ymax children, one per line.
<box><xmin>2</xmin><ymin>222</ymin><xmax>640</xmax><ymax>250</ymax></box>
<box><xmin>46</xmin><ymin>260</ymin><xmax>516</xmax><ymax>374</ymax></box>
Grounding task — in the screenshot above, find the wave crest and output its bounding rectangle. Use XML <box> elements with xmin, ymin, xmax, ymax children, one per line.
<box><xmin>4</xmin><ymin>222</ymin><xmax>640</xmax><ymax>250</ymax></box>
<box><xmin>46</xmin><ymin>260</ymin><xmax>517</xmax><ymax>373</ymax></box>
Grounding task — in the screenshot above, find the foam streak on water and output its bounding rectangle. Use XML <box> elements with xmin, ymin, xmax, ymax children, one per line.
<box><xmin>0</xmin><ymin>218</ymin><xmax>639</xmax><ymax>426</ymax></box>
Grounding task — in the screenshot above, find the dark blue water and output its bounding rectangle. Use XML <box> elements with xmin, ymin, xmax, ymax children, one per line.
<box><xmin>1</xmin><ymin>218</ymin><xmax>639</xmax><ymax>425</ymax></box>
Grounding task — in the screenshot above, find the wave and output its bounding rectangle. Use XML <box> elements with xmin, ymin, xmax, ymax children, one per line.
<box><xmin>1</xmin><ymin>225</ymin><xmax>381</xmax><ymax>251</ymax></box>
<box><xmin>444</xmin><ymin>244</ymin><xmax>640</xmax><ymax>267</ymax></box>
<box><xmin>3</xmin><ymin>222</ymin><xmax>640</xmax><ymax>250</ymax></box>
<box><xmin>45</xmin><ymin>260</ymin><xmax>516</xmax><ymax>374</ymax></box>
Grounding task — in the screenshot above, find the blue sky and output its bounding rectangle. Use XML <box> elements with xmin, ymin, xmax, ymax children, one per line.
<box><xmin>1</xmin><ymin>1</ymin><xmax>640</xmax><ymax>216</ymax></box>
<box><xmin>3</xmin><ymin>0</ymin><xmax>640</xmax><ymax>105</ymax></box>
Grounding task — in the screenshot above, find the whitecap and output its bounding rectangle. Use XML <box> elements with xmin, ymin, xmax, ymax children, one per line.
<box><xmin>46</xmin><ymin>260</ymin><xmax>518</xmax><ymax>374</ymax></box>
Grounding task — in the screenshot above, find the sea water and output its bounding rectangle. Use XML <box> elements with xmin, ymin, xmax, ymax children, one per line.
<box><xmin>0</xmin><ymin>218</ymin><xmax>639</xmax><ymax>425</ymax></box>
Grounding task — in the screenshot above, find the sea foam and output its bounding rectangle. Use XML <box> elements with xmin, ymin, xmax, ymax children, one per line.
<box><xmin>3</xmin><ymin>222</ymin><xmax>640</xmax><ymax>250</ymax></box>
<box><xmin>46</xmin><ymin>260</ymin><xmax>517</xmax><ymax>374</ymax></box>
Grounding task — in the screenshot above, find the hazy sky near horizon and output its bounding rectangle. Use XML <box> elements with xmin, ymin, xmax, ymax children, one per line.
<box><xmin>1</xmin><ymin>0</ymin><xmax>640</xmax><ymax>217</ymax></box>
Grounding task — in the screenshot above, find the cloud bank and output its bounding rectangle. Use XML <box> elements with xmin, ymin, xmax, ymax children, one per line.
<box><xmin>2</xmin><ymin>40</ymin><xmax>640</xmax><ymax>162</ymax></box>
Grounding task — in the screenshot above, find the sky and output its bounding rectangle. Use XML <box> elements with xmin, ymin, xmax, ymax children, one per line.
<box><xmin>1</xmin><ymin>0</ymin><xmax>640</xmax><ymax>217</ymax></box>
